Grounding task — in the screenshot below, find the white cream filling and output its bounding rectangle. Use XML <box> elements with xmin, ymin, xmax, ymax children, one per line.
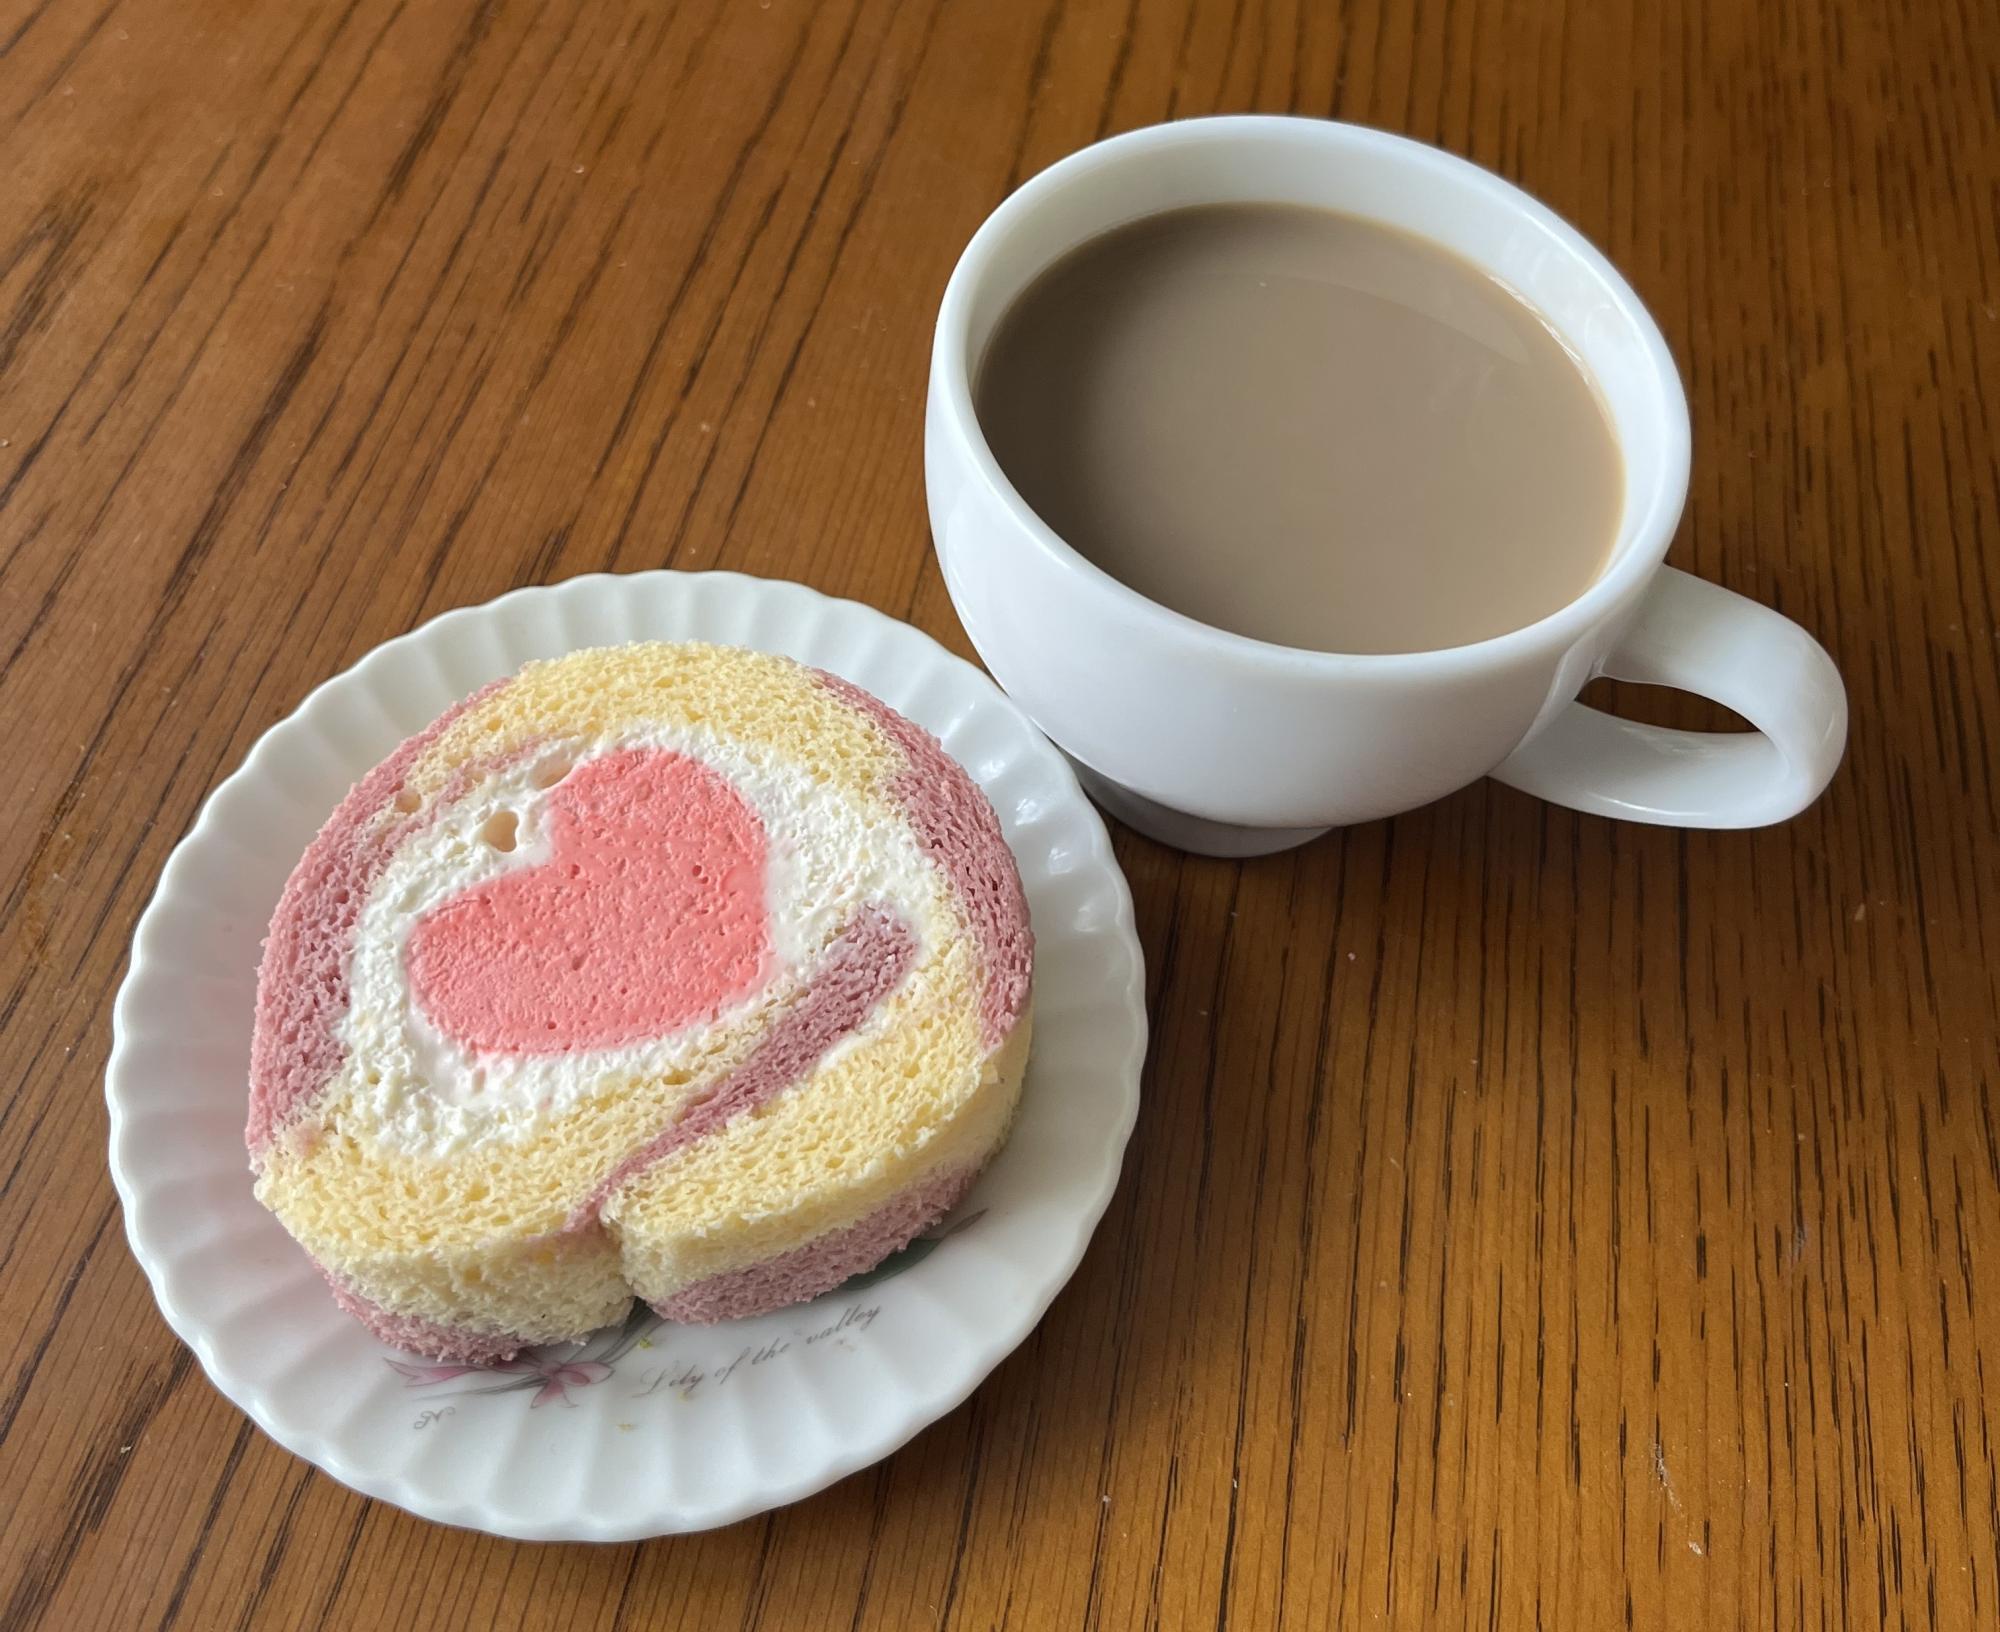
<box><xmin>332</xmin><ymin>720</ymin><xmax>945</xmax><ymax>1159</ymax></box>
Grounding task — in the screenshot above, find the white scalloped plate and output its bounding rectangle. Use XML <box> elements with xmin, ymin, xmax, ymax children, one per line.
<box><xmin>107</xmin><ymin>572</ymin><xmax>1145</xmax><ymax>1540</ymax></box>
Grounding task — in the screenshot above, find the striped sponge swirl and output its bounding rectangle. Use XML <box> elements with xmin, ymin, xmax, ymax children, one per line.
<box><xmin>248</xmin><ymin>643</ymin><xmax>1032</xmax><ymax>1362</ymax></box>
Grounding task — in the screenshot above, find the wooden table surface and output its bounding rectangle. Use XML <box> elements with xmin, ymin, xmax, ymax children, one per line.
<box><xmin>5</xmin><ymin>0</ymin><xmax>1997</xmax><ymax>1626</ymax></box>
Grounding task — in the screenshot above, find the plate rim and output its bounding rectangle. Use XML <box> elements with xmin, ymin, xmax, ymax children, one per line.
<box><xmin>105</xmin><ymin>568</ymin><xmax>1147</xmax><ymax>1540</ymax></box>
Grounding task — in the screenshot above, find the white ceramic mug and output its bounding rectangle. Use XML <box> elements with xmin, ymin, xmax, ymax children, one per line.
<box><xmin>926</xmin><ymin>117</ymin><xmax>1848</xmax><ymax>857</ymax></box>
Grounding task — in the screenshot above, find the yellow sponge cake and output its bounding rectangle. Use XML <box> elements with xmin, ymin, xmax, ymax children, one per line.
<box><xmin>247</xmin><ymin>643</ymin><xmax>1033</xmax><ymax>1361</ymax></box>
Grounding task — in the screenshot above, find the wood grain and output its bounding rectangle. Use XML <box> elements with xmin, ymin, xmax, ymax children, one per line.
<box><xmin>3</xmin><ymin>0</ymin><xmax>1996</xmax><ymax>1626</ymax></box>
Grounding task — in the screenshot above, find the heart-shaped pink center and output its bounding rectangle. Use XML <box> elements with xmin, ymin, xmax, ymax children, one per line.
<box><xmin>407</xmin><ymin>748</ymin><xmax>772</xmax><ymax>1054</ymax></box>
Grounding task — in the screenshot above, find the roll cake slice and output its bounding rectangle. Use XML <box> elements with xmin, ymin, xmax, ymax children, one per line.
<box><xmin>247</xmin><ymin>642</ymin><xmax>1033</xmax><ymax>1362</ymax></box>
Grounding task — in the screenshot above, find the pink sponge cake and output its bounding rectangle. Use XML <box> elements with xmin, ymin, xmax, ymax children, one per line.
<box><xmin>247</xmin><ymin>643</ymin><xmax>1032</xmax><ymax>1362</ymax></box>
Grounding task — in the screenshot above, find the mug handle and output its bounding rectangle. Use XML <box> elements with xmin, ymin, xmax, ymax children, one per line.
<box><xmin>1490</xmin><ymin>567</ymin><xmax>1848</xmax><ymax>827</ymax></box>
